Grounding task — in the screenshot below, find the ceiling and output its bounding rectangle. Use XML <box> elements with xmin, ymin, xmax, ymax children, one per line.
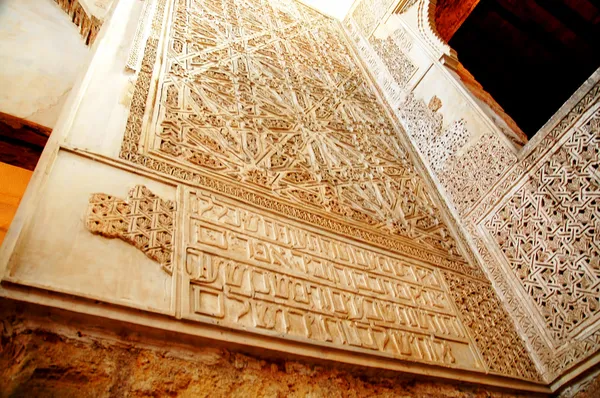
<box><xmin>447</xmin><ymin>0</ymin><xmax>600</xmax><ymax>137</ymax></box>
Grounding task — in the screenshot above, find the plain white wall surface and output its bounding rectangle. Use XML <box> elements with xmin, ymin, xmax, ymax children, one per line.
<box><xmin>0</xmin><ymin>0</ymin><xmax>89</xmax><ymax>128</ymax></box>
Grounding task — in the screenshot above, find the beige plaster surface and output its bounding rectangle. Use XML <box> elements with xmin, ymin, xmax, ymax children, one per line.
<box><xmin>6</xmin><ymin>151</ymin><xmax>175</xmax><ymax>314</ymax></box>
<box><xmin>0</xmin><ymin>0</ymin><xmax>89</xmax><ymax>128</ymax></box>
<box><xmin>65</xmin><ymin>0</ymin><xmax>143</xmax><ymax>158</ymax></box>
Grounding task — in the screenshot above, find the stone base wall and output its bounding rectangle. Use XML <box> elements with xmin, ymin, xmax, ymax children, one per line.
<box><xmin>0</xmin><ymin>301</ymin><xmax>542</xmax><ymax>398</ymax></box>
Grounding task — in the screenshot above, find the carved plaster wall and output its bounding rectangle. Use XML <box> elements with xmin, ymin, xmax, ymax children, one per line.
<box><xmin>344</xmin><ymin>0</ymin><xmax>600</xmax><ymax>385</ymax></box>
<box><xmin>0</xmin><ymin>0</ymin><xmax>549</xmax><ymax>390</ymax></box>
<box><xmin>118</xmin><ymin>0</ymin><xmax>542</xmax><ymax>382</ymax></box>
<box><xmin>0</xmin><ymin>0</ymin><xmax>89</xmax><ymax>128</ymax></box>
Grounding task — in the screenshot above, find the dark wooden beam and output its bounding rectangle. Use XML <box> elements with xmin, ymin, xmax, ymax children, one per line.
<box><xmin>534</xmin><ymin>0</ymin><xmax>600</xmax><ymax>48</ymax></box>
<box><xmin>583</xmin><ymin>0</ymin><xmax>600</xmax><ymax>14</ymax></box>
<box><xmin>0</xmin><ymin>112</ymin><xmax>51</xmax><ymax>171</ymax></box>
<box><xmin>493</xmin><ymin>0</ymin><xmax>592</xmax><ymax>53</ymax></box>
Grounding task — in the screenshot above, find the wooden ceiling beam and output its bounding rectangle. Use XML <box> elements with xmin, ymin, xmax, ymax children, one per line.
<box><xmin>534</xmin><ymin>0</ymin><xmax>600</xmax><ymax>48</ymax></box>
<box><xmin>0</xmin><ymin>112</ymin><xmax>51</xmax><ymax>171</ymax></box>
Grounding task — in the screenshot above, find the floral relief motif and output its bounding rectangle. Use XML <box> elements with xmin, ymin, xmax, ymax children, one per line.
<box><xmin>86</xmin><ymin>185</ymin><xmax>176</xmax><ymax>273</ymax></box>
<box><xmin>370</xmin><ymin>34</ymin><xmax>417</xmax><ymax>90</ymax></box>
<box><xmin>398</xmin><ymin>94</ymin><xmax>469</xmax><ymax>173</ymax></box>
<box><xmin>344</xmin><ymin>0</ymin><xmax>600</xmax><ymax>384</ymax></box>
<box><xmin>439</xmin><ymin>132</ymin><xmax>516</xmax><ymax>215</ymax></box>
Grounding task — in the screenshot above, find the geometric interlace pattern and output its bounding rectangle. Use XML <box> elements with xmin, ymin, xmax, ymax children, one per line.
<box><xmin>152</xmin><ymin>0</ymin><xmax>459</xmax><ymax>256</ymax></box>
<box><xmin>486</xmin><ymin>111</ymin><xmax>600</xmax><ymax>345</ymax></box>
<box><xmin>86</xmin><ymin>186</ymin><xmax>176</xmax><ymax>273</ymax></box>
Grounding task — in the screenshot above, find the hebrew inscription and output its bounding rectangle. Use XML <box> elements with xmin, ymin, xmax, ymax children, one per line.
<box><xmin>86</xmin><ymin>185</ymin><xmax>176</xmax><ymax>273</ymax></box>
<box><xmin>182</xmin><ymin>188</ymin><xmax>480</xmax><ymax>369</ymax></box>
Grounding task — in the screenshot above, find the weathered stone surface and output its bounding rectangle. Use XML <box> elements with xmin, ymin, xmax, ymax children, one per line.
<box><xmin>0</xmin><ymin>310</ymin><xmax>542</xmax><ymax>398</ymax></box>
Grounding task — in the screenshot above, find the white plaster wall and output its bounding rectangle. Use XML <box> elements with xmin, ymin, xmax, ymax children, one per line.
<box><xmin>0</xmin><ymin>0</ymin><xmax>89</xmax><ymax>128</ymax></box>
<box><xmin>66</xmin><ymin>0</ymin><xmax>144</xmax><ymax>158</ymax></box>
<box><xmin>7</xmin><ymin>151</ymin><xmax>175</xmax><ymax>314</ymax></box>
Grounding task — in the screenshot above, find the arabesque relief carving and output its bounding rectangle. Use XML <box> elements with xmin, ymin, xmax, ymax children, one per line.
<box><xmin>86</xmin><ymin>185</ymin><xmax>176</xmax><ymax>273</ymax></box>
<box><xmin>443</xmin><ymin>271</ymin><xmax>540</xmax><ymax>380</ymax></box>
<box><xmin>370</xmin><ymin>33</ymin><xmax>417</xmax><ymax>91</ymax></box>
<box><xmin>351</xmin><ymin>0</ymin><xmax>397</xmax><ymax>37</ymax></box>
<box><xmin>126</xmin><ymin>0</ymin><xmax>157</xmax><ymax>72</ymax></box>
<box><xmin>439</xmin><ymin>132</ymin><xmax>515</xmax><ymax>215</ymax></box>
<box><xmin>110</xmin><ymin>0</ymin><xmax>549</xmax><ymax>382</ymax></box>
<box><xmin>344</xmin><ymin>20</ymin><xmax>407</xmax><ymax>107</ymax></box>
<box><xmin>120</xmin><ymin>0</ymin><xmax>479</xmax><ymax>277</ymax></box>
<box><xmin>398</xmin><ymin>94</ymin><xmax>469</xmax><ymax>174</ymax></box>
<box><xmin>485</xmin><ymin>109</ymin><xmax>600</xmax><ymax>347</ymax></box>
<box><xmin>343</xmin><ymin>0</ymin><xmax>600</xmax><ymax>383</ymax></box>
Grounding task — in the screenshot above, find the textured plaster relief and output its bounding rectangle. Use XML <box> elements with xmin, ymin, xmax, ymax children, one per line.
<box><xmin>439</xmin><ymin>132</ymin><xmax>516</xmax><ymax>216</ymax></box>
<box><xmin>126</xmin><ymin>0</ymin><xmax>157</xmax><ymax>72</ymax></box>
<box><xmin>351</xmin><ymin>0</ymin><xmax>397</xmax><ymax>37</ymax></box>
<box><xmin>398</xmin><ymin>94</ymin><xmax>469</xmax><ymax>174</ymax></box>
<box><xmin>443</xmin><ymin>271</ymin><xmax>539</xmax><ymax>380</ymax></box>
<box><xmin>299</xmin><ymin>0</ymin><xmax>354</xmax><ymax>20</ymax></box>
<box><xmin>110</xmin><ymin>0</ymin><xmax>548</xmax><ymax>380</ymax></box>
<box><xmin>121</xmin><ymin>0</ymin><xmax>477</xmax><ymax>276</ymax></box>
<box><xmin>370</xmin><ymin>33</ymin><xmax>418</xmax><ymax>90</ymax></box>
<box><xmin>344</xmin><ymin>16</ymin><xmax>418</xmax><ymax>108</ymax></box>
<box><xmin>470</xmin><ymin>80</ymin><xmax>600</xmax><ymax>381</ymax></box>
<box><xmin>180</xmin><ymin>188</ymin><xmax>483</xmax><ymax>370</ymax></box>
<box><xmin>86</xmin><ymin>185</ymin><xmax>176</xmax><ymax>273</ymax></box>
<box><xmin>484</xmin><ymin>108</ymin><xmax>600</xmax><ymax>352</ymax></box>
<box><xmin>345</xmin><ymin>19</ymin><xmax>407</xmax><ymax>107</ymax></box>
<box><xmin>7</xmin><ymin>152</ymin><xmax>174</xmax><ymax>312</ymax></box>
<box><xmin>0</xmin><ymin>0</ymin><xmax>89</xmax><ymax>128</ymax></box>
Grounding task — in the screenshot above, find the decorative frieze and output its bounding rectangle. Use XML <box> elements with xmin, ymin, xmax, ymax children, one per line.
<box><xmin>181</xmin><ymin>188</ymin><xmax>481</xmax><ymax>369</ymax></box>
<box><xmin>108</xmin><ymin>0</ymin><xmax>548</xmax><ymax>381</ymax></box>
<box><xmin>481</xmin><ymin>106</ymin><xmax>600</xmax><ymax>376</ymax></box>
<box><xmin>370</xmin><ymin>34</ymin><xmax>417</xmax><ymax>91</ymax></box>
